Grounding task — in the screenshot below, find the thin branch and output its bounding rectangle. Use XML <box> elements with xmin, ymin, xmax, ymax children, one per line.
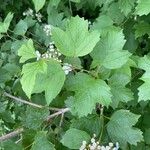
<box><xmin>0</xmin><ymin>128</ymin><xmax>24</xmax><ymax>142</ymax></box>
<box><xmin>49</xmin><ymin>107</ymin><xmax>62</xmax><ymax>111</ymax></box>
<box><xmin>3</xmin><ymin>92</ymin><xmax>43</xmax><ymax>109</ymax></box>
<box><xmin>4</xmin><ymin>92</ymin><xmax>66</xmax><ymax>111</ymax></box>
<box><xmin>0</xmin><ymin>108</ymin><xmax>70</xmax><ymax>142</ymax></box>
<box><xmin>68</xmin><ymin>0</ymin><xmax>73</xmax><ymax>15</ymax></box>
<box><xmin>59</xmin><ymin>113</ymin><xmax>64</xmax><ymax>127</ymax></box>
<box><xmin>46</xmin><ymin>108</ymin><xmax>70</xmax><ymax>121</ymax></box>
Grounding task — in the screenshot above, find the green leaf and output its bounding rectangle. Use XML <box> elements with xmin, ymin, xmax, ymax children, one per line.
<box><xmin>47</xmin><ymin>0</ymin><xmax>61</xmax><ymax>9</ymax></box>
<box><xmin>48</xmin><ymin>9</ymin><xmax>64</xmax><ymax>27</ymax></box>
<box><xmin>92</xmin><ymin>15</ymin><xmax>113</xmax><ymax>35</ymax></box>
<box><xmin>21</xmin><ymin>60</ymin><xmax>47</xmax><ymax>98</ymax></box>
<box><xmin>109</xmin><ymin>73</ymin><xmax>133</xmax><ymax>108</ymax></box>
<box><xmin>0</xmin><ymin>68</ymin><xmax>11</xmax><ymax>84</ymax></box>
<box><xmin>52</xmin><ymin>16</ymin><xmax>100</xmax><ymax>57</ymax></box>
<box><xmin>14</xmin><ymin>19</ymin><xmax>28</xmax><ymax>36</ymax></box>
<box><xmin>138</xmin><ymin>55</ymin><xmax>150</xmax><ymax>101</ymax></box>
<box><xmin>18</xmin><ymin>39</ymin><xmax>36</xmax><ymax>63</ymax></box>
<box><xmin>32</xmin><ymin>0</ymin><xmax>46</xmax><ymax>12</ymax></box>
<box><xmin>91</xmin><ymin>28</ymin><xmax>131</xmax><ymax>69</ymax></box>
<box><xmin>32</xmin><ymin>60</ymin><xmax>66</xmax><ymax>104</ymax></box>
<box><xmin>134</xmin><ymin>21</ymin><xmax>150</xmax><ymax>38</ymax></box>
<box><xmin>65</xmin><ymin>73</ymin><xmax>112</xmax><ymax>117</ymax></box>
<box><xmin>23</xmin><ymin>107</ymin><xmax>49</xmax><ymax>130</ymax></box>
<box><xmin>71</xmin><ymin>114</ymin><xmax>102</xmax><ymax>136</ymax></box>
<box><xmin>31</xmin><ymin>131</ymin><xmax>55</xmax><ymax>150</ymax></box>
<box><xmin>2</xmin><ymin>140</ymin><xmax>23</xmax><ymax>150</ymax></box>
<box><xmin>61</xmin><ymin>128</ymin><xmax>90</xmax><ymax>149</ymax></box>
<box><xmin>64</xmin><ymin>57</ymin><xmax>82</xmax><ymax>69</ymax></box>
<box><xmin>144</xmin><ymin>128</ymin><xmax>150</xmax><ymax>145</ymax></box>
<box><xmin>118</xmin><ymin>0</ymin><xmax>136</xmax><ymax>16</ymax></box>
<box><xmin>135</xmin><ymin>0</ymin><xmax>150</xmax><ymax>16</ymax></box>
<box><xmin>0</xmin><ymin>12</ymin><xmax>13</xmax><ymax>33</ymax></box>
<box><xmin>71</xmin><ymin>0</ymin><xmax>81</xmax><ymax>3</ymax></box>
<box><xmin>106</xmin><ymin>2</ymin><xmax>125</xmax><ymax>24</ymax></box>
<box><xmin>107</xmin><ymin>109</ymin><xmax>143</xmax><ymax>147</ymax></box>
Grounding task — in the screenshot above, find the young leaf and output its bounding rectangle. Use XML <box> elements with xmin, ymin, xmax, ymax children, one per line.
<box><xmin>0</xmin><ymin>12</ymin><xmax>13</xmax><ymax>33</ymax></box>
<box><xmin>71</xmin><ymin>114</ymin><xmax>102</xmax><ymax>136</ymax></box>
<box><xmin>105</xmin><ymin>2</ymin><xmax>125</xmax><ymax>24</ymax></box>
<box><xmin>109</xmin><ymin>73</ymin><xmax>133</xmax><ymax>108</ymax></box>
<box><xmin>32</xmin><ymin>60</ymin><xmax>66</xmax><ymax>104</ymax></box>
<box><xmin>91</xmin><ymin>28</ymin><xmax>131</xmax><ymax>69</ymax></box>
<box><xmin>14</xmin><ymin>19</ymin><xmax>28</xmax><ymax>36</ymax></box>
<box><xmin>138</xmin><ymin>55</ymin><xmax>150</xmax><ymax>101</ymax></box>
<box><xmin>18</xmin><ymin>39</ymin><xmax>36</xmax><ymax>63</ymax></box>
<box><xmin>134</xmin><ymin>21</ymin><xmax>150</xmax><ymax>38</ymax></box>
<box><xmin>65</xmin><ymin>73</ymin><xmax>112</xmax><ymax>117</ymax></box>
<box><xmin>61</xmin><ymin>128</ymin><xmax>90</xmax><ymax>149</ymax></box>
<box><xmin>118</xmin><ymin>0</ymin><xmax>136</xmax><ymax>16</ymax></box>
<box><xmin>32</xmin><ymin>0</ymin><xmax>46</xmax><ymax>12</ymax></box>
<box><xmin>31</xmin><ymin>131</ymin><xmax>55</xmax><ymax>150</ymax></box>
<box><xmin>135</xmin><ymin>0</ymin><xmax>150</xmax><ymax>16</ymax></box>
<box><xmin>21</xmin><ymin>60</ymin><xmax>47</xmax><ymax>98</ymax></box>
<box><xmin>92</xmin><ymin>15</ymin><xmax>113</xmax><ymax>35</ymax></box>
<box><xmin>52</xmin><ymin>16</ymin><xmax>100</xmax><ymax>57</ymax></box>
<box><xmin>107</xmin><ymin>109</ymin><xmax>143</xmax><ymax>147</ymax></box>
<box><xmin>2</xmin><ymin>140</ymin><xmax>23</xmax><ymax>150</ymax></box>
<box><xmin>23</xmin><ymin>107</ymin><xmax>49</xmax><ymax>130</ymax></box>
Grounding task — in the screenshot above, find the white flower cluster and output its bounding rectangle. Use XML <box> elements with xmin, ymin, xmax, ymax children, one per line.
<box><xmin>62</xmin><ymin>63</ymin><xmax>73</xmax><ymax>75</ymax></box>
<box><xmin>23</xmin><ymin>8</ymin><xmax>34</xmax><ymax>17</ymax></box>
<box><xmin>23</xmin><ymin>8</ymin><xmax>42</xmax><ymax>22</ymax></box>
<box><xmin>35</xmin><ymin>42</ymin><xmax>62</xmax><ymax>62</ymax></box>
<box><xmin>35</xmin><ymin>12</ymin><xmax>42</xmax><ymax>22</ymax></box>
<box><xmin>43</xmin><ymin>24</ymin><xmax>52</xmax><ymax>36</ymax></box>
<box><xmin>35</xmin><ymin>42</ymin><xmax>72</xmax><ymax>75</ymax></box>
<box><xmin>80</xmin><ymin>134</ymin><xmax>119</xmax><ymax>150</ymax></box>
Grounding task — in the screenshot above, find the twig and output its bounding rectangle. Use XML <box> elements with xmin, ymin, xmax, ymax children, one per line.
<box><xmin>4</xmin><ymin>92</ymin><xmax>43</xmax><ymax>109</ymax></box>
<box><xmin>59</xmin><ymin>113</ymin><xmax>64</xmax><ymax>127</ymax></box>
<box><xmin>49</xmin><ymin>107</ymin><xmax>62</xmax><ymax>111</ymax></box>
<box><xmin>68</xmin><ymin>0</ymin><xmax>73</xmax><ymax>15</ymax></box>
<box><xmin>0</xmin><ymin>128</ymin><xmax>24</xmax><ymax>142</ymax></box>
<box><xmin>46</xmin><ymin>108</ymin><xmax>70</xmax><ymax>121</ymax></box>
<box><xmin>4</xmin><ymin>92</ymin><xmax>66</xmax><ymax>111</ymax></box>
<box><xmin>0</xmin><ymin>108</ymin><xmax>70</xmax><ymax>142</ymax></box>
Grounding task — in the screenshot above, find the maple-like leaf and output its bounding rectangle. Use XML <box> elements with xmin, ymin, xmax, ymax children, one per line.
<box><xmin>65</xmin><ymin>73</ymin><xmax>112</xmax><ymax>117</ymax></box>
<box><xmin>107</xmin><ymin>109</ymin><xmax>143</xmax><ymax>147</ymax></box>
<box><xmin>52</xmin><ymin>16</ymin><xmax>100</xmax><ymax>57</ymax></box>
<box><xmin>91</xmin><ymin>28</ymin><xmax>131</xmax><ymax>69</ymax></box>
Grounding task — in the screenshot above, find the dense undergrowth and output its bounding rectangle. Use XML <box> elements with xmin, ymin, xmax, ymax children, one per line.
<box><xmin>0</xmin><ymin>0</ymin><xmax>150</xmax><ymax>150</ymax></box>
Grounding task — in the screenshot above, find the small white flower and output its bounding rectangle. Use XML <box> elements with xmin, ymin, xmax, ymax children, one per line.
<box><xmin>35</xmin><ymin>50</ymin><xmax>41</xmax><ymax>61</ymax></box>
<box><xmin>108</xmin><ymin>142</ymin><xmax>113</xmax><ymax>147</ymax></box>
<box><xmin>89</xmin><ymin>145</ymin><xmax>96</xmax><ymax>150</ymax></box>
<box><xmin>134</xmin><ymin>15</ymin><xmax>137</xmax><ymax>21</ymax></box>
<box><xmin>93</xmin><ymin>134</ymin><xmax>96</xmax><ymax>138</ymax></box>
<box><xmin>91</xmin><ymin>138</ymin><xmax>95</xmax><ymax>143</ymax></box>
<box><xmin>97</xmin><ymin>145</ymin><xmax>101</xmax><ymax>150</ymax></box>
<box><xmin>106</xmin><ymin>146</ymin><xmax>111</xmax><ymax>150</ymax></box>
<box><xmin>115</xmin><ymin>142</ymin><xmax>119</xmax><ymax>150</ymax></box>
<box><xmin>43</xmin><ymin>24</ymin><xmax>52</xmax><ymax>36</ymax></box>
<box><xmin>62</xmin><ymin>63</ymin><xmax>72</xmax><ymax>75</ymax></box>
<box><xmin>82</xmin><ymin>141</ymin><xmax>87</xmax><ymax>145</ymax></box>
<box><xmin>23</xmin><ymin>12</ymin><xmax>26</xmax><ymax>16</ymax></box>
<box><xmin>23</xmin><ymin>8</ymin><xmax>33</xmax><ymax>17</ymax></box>
<box><xmin>101</xmin><ymin>146</ymin><xmax>106</xmax><ymax>150</ymax></box>
<box><xmin>80</xmin><ymin>145</ymin><xmax>86</xmax><ymax>150</ymax></box>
